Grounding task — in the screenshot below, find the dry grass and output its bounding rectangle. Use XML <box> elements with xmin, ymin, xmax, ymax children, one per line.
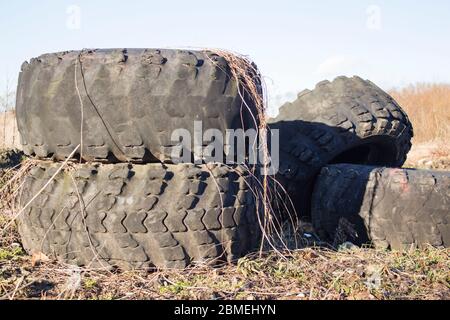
<box><xmin>207</xmin><ymin>50</ymin><xmax>300</xmax><ymax>252</ymax></box>
<box><xmin>1</xmin><ymin>228</ymin><xmax>448</xmax><ymax>300</ymax></box>
<box><xmin>389</xmin><ymin>83</ymin><xmax>450</xmax><ymax>144</ymax></box>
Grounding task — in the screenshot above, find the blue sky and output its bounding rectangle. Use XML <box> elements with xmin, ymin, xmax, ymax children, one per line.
<box><xmin>1</xmin><ymin>0</ymin><xmax>450</xmax><ymax>115</ymax></box>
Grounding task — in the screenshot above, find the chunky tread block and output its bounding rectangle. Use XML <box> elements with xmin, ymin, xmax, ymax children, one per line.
<box><xmin>16</xmin><ymin>49</ymin><xmax>261</xmax><ymax>163</ymax></box>
<box><xmin>17</xmin><ymin>162</ymin><xmax>261</xmax><ymax>269</ymax></box>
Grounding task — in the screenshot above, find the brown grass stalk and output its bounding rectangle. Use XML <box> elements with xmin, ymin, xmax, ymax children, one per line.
<box><xmin>389</xmin><ymin>83</ymin><xmax>450</xmax><ymax>143</ymax></box>
<box><xmin>206</xmin><ymin>49</ymin><xmax>300</xmax><ymax>253</ymax></box>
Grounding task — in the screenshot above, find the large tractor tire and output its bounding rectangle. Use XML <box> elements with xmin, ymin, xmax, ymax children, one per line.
<box><xmin>17</xmin><ymin>162</ymin><xmax>261</xmax><ymax>269</ymax></box>
<box><xmin>311</xmin><ymin>164</ymin><xmax>450</xmax><ymax>250</ymax></box>
<box><xmin>269</xmin><ymin>76</ymin><xmax>413</xmax><ymax>217</ymax></box>
<box><xmin>16</xmin><ymin>49</ymin><xmax>261</xmax><ymax>163</ymax></box>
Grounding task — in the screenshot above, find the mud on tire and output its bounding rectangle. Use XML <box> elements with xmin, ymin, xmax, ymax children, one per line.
<box><xmin>311</xmin><ymin>164</ymin><xmax>450</xmax><ymax>250</ymax></box>
<box><xmin>17</xmin><ymin>162</ymin><xmax>261</xmax><ymax>269</ymax></box>
<box><xmin>16</xmin><ymin>49</ymin><xmax>261</xmax><ymax>163</ymax></box>
<box><xmin>269</xmin><ymin>76</ymin><xmax>414</xmax><ymax>217</ymax></box>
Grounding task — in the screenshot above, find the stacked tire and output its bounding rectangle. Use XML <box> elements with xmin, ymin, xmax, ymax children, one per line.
<box><xmin>15</xmin><ymin>49</ymin><xmax>263</xmax><ymax>269</ymax></box>
<box><xmin>270</xmin><ymin>76</ymin><xmax>449</xmax><ymax>250</ymax></box>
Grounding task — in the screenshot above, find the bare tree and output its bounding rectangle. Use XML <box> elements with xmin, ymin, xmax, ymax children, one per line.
<box><xmin>0</xmin><ymin>77</ymin><xmax>16</xmax><ymax>148</ymax></box>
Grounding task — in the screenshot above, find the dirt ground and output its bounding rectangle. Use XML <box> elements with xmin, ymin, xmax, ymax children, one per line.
<box><xmin>0</xmin><ymin>244</ymin><xmax>448</xmax><ymax>300</ymax></box>
<box><xmin>404</xmin><ymin>140</ymin><xmax>450</xmax><ymax>170</ymax></box>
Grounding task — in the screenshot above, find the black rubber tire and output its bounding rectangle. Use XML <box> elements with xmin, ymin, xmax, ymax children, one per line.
<box><xmin>16</xmin><ymin>49</ymin><xmax>260</xmax><ymax>163</ymax></box>
<box><xmin>0</xmin><ymin>149</ymin><xmax>24</xmax><ymax>170</ymax></box>
<box><xmin>17</xmin><ymin>162</ymin><xmax>261</xmax><ymax>269</ymax></box>
<box><xmin>311</xmin><ymin>164</ymin><xmax>450</xmax><ymax>250</ymax></box>
<box><xmin>269</xmin><ymin>76</ymin><xmax>413</xmax><ymax>217</ymax></box>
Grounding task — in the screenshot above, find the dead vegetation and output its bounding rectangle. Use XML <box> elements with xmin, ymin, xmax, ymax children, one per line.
<box><xmin>390</xmin><ymin>83</ymin><xmax>450</xmax><ymax>144</ymax></box>
<box><xmin>389</xmin><ymin>83</ymin><xmax>450</xmax><ymax>169</ymax></box>
<box><xmin>1</xmin><ymin>227</ymin><xmax>448</xmax><ymax>300</ymax></box>
<box><xmin>0</xmin><ymin>76</ymin><xmax>19</xmax><ymax>150</ymax></box>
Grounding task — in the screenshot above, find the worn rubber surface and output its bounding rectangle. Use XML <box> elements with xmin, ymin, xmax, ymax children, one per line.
<box><xmin>16</xmin><ymin>48</ymin><xmax>260</xmax><ymax>163</ymax></box>
<box><xmin>0</xmin><ymin>149</ymin><xmax>24</xmax><ymax>170</ymax></box>
<box><xmin>312</xmin><ymin>164</ymin><xmax>450</xmax><ymax>250</ymax></box>
<box><xmin>269</xmin><ymin>76</ymin><xmax>413</xmax><ymax>217</ymax></box>
<box><xmin>17</xmin><ymin>162</ymin><xmax>261</xmax><ymax>269</ymax></box>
